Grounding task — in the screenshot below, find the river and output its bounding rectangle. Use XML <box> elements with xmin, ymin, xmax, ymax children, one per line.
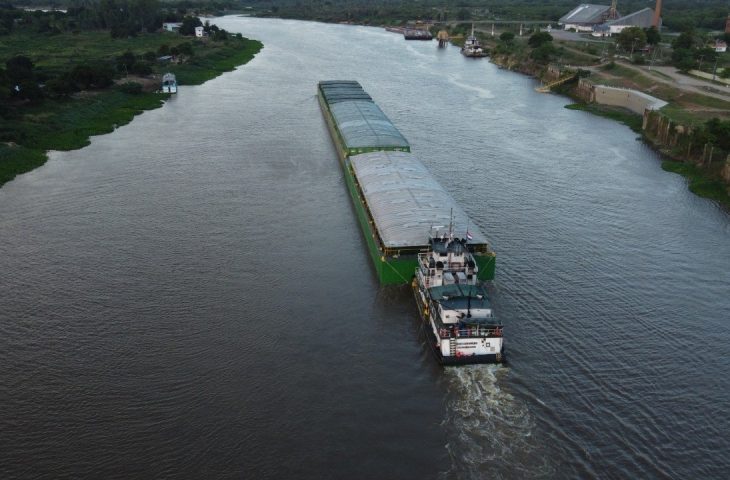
<box><xmin>1</xmin><ymin>17</ymin><xmax>729</xmax><ymax>479</ymax></box>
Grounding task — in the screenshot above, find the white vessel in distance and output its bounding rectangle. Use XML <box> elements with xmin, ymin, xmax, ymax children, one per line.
<box><xmin>461</xmin><ymin>24</ymin><xmax>488</xmax><ymax>57</ymax></box>
<box><xmin>161</xmin><ymin>72</ymin><xmax>177</xmax><ymax>93</ymax></box>
<box><xmin>413</xmin><ymin>227</ymin><xmax>504</xmax><ymax>365</ymax></box>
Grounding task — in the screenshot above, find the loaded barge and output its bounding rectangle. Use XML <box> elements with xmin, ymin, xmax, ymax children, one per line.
<box><xmin>317</xmin><ymin>80</ymin><xmax>496</xmax><ymax>285</ymax></box>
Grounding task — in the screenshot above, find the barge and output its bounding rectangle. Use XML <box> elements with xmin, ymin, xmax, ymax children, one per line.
<box><xmin>317</xmin><ymin>80</ymin><xmax>496</xmax><ymax>285</ymax></box>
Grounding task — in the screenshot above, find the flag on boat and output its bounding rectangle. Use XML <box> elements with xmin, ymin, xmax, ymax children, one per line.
<box><xmin>466</xmin><ymin>231</ymin><xmax>473</xmax><ymax>240</ymax></box>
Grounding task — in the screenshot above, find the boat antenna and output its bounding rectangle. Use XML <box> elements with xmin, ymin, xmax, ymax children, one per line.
<box><xmin>466</xmin><ymin>290</ymin><xmax>472</xmax><ymax>318</ymax></box>
<box><xmin>448</xmin><ymin>208</ymin><xmax>453</xmax><ymax>239</ymax></box>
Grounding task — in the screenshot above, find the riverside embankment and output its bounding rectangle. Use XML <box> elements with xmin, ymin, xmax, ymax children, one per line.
<box><xmin>490</xmin><ymin>51</ymin><xmax>730</xmax><ymax>208</ymax></box>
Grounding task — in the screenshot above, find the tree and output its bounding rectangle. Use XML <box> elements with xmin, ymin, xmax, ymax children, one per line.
<box><xmin>693</xmin><ymin>47</ymin><xmax>717</xmax><ymax>71</ymax></box>
<box><xmin>179</xmin><ymin>15</ymin><xmax>202</xmax><ymax>36</ymax></box>
<box><xmin>6</xmin><ymin>55</ymin><xmax>35</xmax><ymax>83</ymax></box>
<box><xmin>177</xmin><ymin>42</ymin><xmax>193</xmax><ymax>56</ymax></box>
<box><xmin>616</xmin><ymin>27</ymin><xmax>646</xmax><ymax>54</ymax></box>
<box><xmin>672</xmin><ymin>48</ymin><xmax>696</xmax><ymax>72</ymax></box>
<box><xmin>530</xmin><ymin>43</ymin><xmax>557</xmax><ymax>63</ymax></box>
<box><xmin>528</xmin><ymin>31</ymin><xmax>552</xmax><ymax>49</ymax></box>
<box><xmin>499</xmin><ymin>31</ymin><xmax>514</xmax><ymax>43</ymax></box>
<box><xmin>705</xmin><ymin>118</ymin><xmax>730</xmax><ymax>151</ymax></box>
<box><xmin>645</xmin><ymin>26</ymin><xmax>660</xmax><ymax>46</ymax></box>
<box><xmin>673</xmin><ymin>29</ymin><xmax>699</xmax><ymax>50</ymax></box>
<box><xmin>456</xmin><ymin>8</ymin><xmax>470</xmax><ymax>21</ymax></box>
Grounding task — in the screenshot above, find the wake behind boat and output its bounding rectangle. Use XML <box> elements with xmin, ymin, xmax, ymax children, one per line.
<box><xmin>413</xmin><ymin>227</ymin><xmax>504</xmax><ymax>365</ymax></box>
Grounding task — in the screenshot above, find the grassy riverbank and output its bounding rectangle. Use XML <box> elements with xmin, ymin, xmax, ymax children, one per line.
<box><xmin>1</xmin><ymin>33</ymin><xmax>262</xmax><ymax>188</ymax></box>
<box><xmin>564</xmin><ymin>103</ymin><xmax>643</xmax><ymax>133</ymax></box>
<box><xmin>662</xmin><ymin>161</ymin><xmax>729</xmax><ymax>207</ymax></box>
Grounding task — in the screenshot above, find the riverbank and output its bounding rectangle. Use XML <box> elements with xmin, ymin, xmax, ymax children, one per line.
<box><xmin>489</xmin><ymin>51</ymin><xmax>730</xmax><ymax>209</ymax></box>
<box><xmin>0</xmin><ymin>34</ymin><xmax>262</xmax><ymax>188</ymax></box>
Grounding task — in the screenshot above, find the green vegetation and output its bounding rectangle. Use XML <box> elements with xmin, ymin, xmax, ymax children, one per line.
<box><xmin>0</xmin><ymin>4</ymin><xmax>262</xmax><ymax>187</ymax></box>
<box><xmin>662</xmin><ymin>160</ymin><xmax>730</xmax><ymax>208</ymax></box>
<box><xmin>565</xmin><ymin>103</ymin><xmax>643</xmax><ymax>133</ymax></box>
<box><xmin>0</xmin><ymin>144</ymin><xmax>47</xmax><ymax>186</ymax></box>
<box><xmin>244</xmin><ymin>0</ymin><xmax>730</xmax><ymax>31</ymax></box>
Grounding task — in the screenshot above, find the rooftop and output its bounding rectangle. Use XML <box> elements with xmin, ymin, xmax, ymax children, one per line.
<box><xmin>559</xmin><ymin>4</ymin><xmax>612</xmax><ymax>25</ymax></box>
<box><xmin>607</xmin><ymin>8</ymin><xmax>659</xmax><ymax>28</ymax></box>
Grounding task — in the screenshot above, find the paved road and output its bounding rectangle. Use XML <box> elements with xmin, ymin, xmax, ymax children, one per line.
<box><xmin>619</xmin><ymin>63</ymin><xmax>730</xmax><ymax>101</ymax></box>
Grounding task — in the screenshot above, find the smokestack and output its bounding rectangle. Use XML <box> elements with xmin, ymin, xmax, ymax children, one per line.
<box><xmin>652</xmin><ymin>0</ymin><xmax>662</xmax><ymax>28</ymax></box>
<box><xmin>609</xmin><ymin>0</ymin><xmax>618</xmax><ymax>20</ymax></box>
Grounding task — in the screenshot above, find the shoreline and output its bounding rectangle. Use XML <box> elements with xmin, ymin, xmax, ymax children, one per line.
<box><xmin>489</xmin><ymin>53</ymin><xmax>730</xmax><ymax>210</ymax></box>
<box><xmin>0</xmin><ymin>35</ymin><xmax>262</xmax><ymax>189</ymax></box>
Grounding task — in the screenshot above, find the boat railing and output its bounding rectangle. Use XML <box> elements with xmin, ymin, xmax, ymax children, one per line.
<box><xmin>437</xmin><ymin>325</ymin><xmax>502</xmax><ymax>339</ymax></box>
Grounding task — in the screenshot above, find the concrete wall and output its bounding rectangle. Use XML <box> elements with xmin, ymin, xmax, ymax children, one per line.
<box><xmin>592</xmin><ymin>86</ymin><xmax>667</xmax><ymax>115</ymax></box>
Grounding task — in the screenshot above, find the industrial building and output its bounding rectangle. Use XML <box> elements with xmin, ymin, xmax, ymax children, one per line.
<box><xmin>591</xmin><ymin>7</ymin><xmax>662</xmax><ymax>37</ymax></box>
<box><xmin>559</xmin><ymin>4</ymin><xmax>618</xmax><ymax>32</ymax></box>
<box><xmin>559</xmin><ymin>1</ymin><xmax>663</xmax><ymax>37</ymax></box>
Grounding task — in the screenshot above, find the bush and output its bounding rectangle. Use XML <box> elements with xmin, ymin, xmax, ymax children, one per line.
<box><xmin>117</xmin><ymin>82</ymin><xmax>143</xmax><ymax>94</ymax></box>
<box><xmin>528</xmin><ymin>32</ymin><xmax>552</xmax><ymax>48</ymax></box>
<box><xmin>70</xmin><ymin>64</ymin><xmax>114</xmax><ymax>89</ymax></box>
<box><xmin>130</xmin><ymin>61</ymin><xmax>152</xmax><ymax>75</ymax></box>
<box><xmin>177</xmin><ymin>42</ymin><xmax>193</xmax><ymax>56</ymax></box>
<box><xmin>45</xmin><ymin>73</ymin><xmax>79</xmax><ymax>96</ymax></box>
<box><xmin>632</xmin><ymin>54</ymin><xmax>646</xmax><ymax>65</ymax></box>
<box><xmin>530</xmin><ymin>43</ymin><xmax>557</xmax><ymax>63</ymax></box>
<box><xmin>499</xmin><ymin>31</ymin><xmax>514</xmax><ymax>43</ymax></box>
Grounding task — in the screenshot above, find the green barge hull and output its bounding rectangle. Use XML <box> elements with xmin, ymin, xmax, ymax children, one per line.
<box><xmin>318</xmin><ymin>91</ymin><xmax>496</xmax><ymax>285</ymax></box>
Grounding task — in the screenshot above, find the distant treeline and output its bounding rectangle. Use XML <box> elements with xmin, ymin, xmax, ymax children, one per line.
<box><xmin>1</xmin><ymin>0</ymin><xmax>238</xmax><ymax>37</ymax></box>
<box><xmin>72</xmin><ymin>0</ymin><xmax>723</xmax><ymax>32</ymax></box>
<box><xmin>6</xmin><ymin>0</ymin><xmax>729</xmax><ymax>31</ymax></box>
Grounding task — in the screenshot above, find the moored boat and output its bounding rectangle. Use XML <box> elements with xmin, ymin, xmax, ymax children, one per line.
<box><xmin>461</xmin><ymin>24</ymin><xmax>488</xmax><ymax>58</ymax></box>
<box><xmin>161</xmin><ymin>72</ymin><xmax>177</xmax><ymax>93</ymax></box>
<box><xmin>413</xmin><ymin>227</ymin><xmax>504</xmax><ymax>365</ymax></box>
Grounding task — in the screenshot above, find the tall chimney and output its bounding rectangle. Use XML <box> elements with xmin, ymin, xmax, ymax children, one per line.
<box><xmin>609</xmin><ymin>0</ymin><xmax>618</xmax><ymax>20</ymax></box>
<box><xmin>652</xmin><ymin>0</ymin><xmax>663</xmax><ymax>28</ymax></box>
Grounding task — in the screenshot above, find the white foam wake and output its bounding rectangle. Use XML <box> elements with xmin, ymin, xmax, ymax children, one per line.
<box><xmin>440</xmin><ymin>366</ymin><xmax>550</xmax><ymax>479</ymax></box>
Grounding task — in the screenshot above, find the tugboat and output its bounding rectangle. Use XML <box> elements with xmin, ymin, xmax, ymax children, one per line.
<box><xmin>413</xmin><ymin>225</ymin><xmax>504</xmax><ymax>365</ymax></box>
<box><xmin>461</xmin><ymin>24</ymin><xmax>488</xmax><ymax>58</ymax></box>
<box><xmin>161</xmin><ymin>73</ymin><xmax>177</xmax><ymax>94</ymax></box>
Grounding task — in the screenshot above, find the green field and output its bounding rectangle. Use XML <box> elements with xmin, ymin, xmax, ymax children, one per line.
<box><xmin>0</xmin><ymin>31</ymin><xmax>262</xmax><ymax>187</ymax></box>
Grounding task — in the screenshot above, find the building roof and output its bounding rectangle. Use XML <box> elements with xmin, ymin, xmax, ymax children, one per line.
<box><xmin>607</xmin><ymin>8</ymin><xmax>659</xmax><ymax>28</ymax></box>
<box><xmin>559</xmin><ymin>4</ymin><xmax>612</xmax><ymax>25</ymax></box>
<box><xmin>350</xmin><ymin>151</ymin><xmax>488</xmax><ymax>248</ymax></box>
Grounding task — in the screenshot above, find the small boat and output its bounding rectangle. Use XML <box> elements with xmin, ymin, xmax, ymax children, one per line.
<box><xmin>161</xmin><ymin>73</ymin><xmax>177</xmax><ymax>94</ymax></box>
<box><xmin>461</xmin><ymin>24</ymin><xmax>488</xmax><ymax>58</ymax></box>
<box><xmin>413</xmin><ymin>225</ymin><xmax>504</xmax><ymax>365</ymax></box>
